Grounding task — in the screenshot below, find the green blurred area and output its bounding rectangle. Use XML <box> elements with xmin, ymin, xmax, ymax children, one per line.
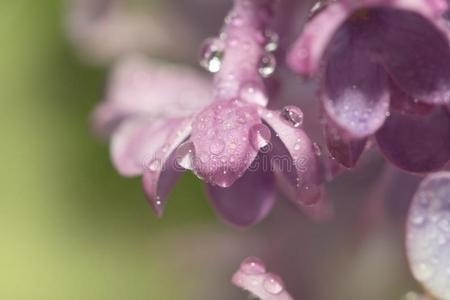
<box><xmin>0</xmin><ymin>1</ymin><xmax>215</xmax><ymax>298</ymax></box>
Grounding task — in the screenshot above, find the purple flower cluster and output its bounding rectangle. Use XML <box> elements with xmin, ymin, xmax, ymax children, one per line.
<box><xmin>67</xmin><ymin>0</ymin><xmax>450</xmax><ymax>298</ymax></box>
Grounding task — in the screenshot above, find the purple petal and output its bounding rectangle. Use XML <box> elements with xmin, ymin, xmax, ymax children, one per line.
<box><xmin>376</xmin><ymin>108</ymin><xmax>450</xmax><ymax>173</ymax></box>
<box><xmin>142</xmin><ymin>118</ymin><xmax>192</xmax><ymax>216</ymax></box>
<box><xmin>111</xmin><ymin>117</ymin><xmax>175</xmax><ymax>177</ymax></box>
<box><xmin>322</xmin><ymin>26</ymin><xmax>390</xmax><ymax>138</ymax></box>
<box><xmin>288</xmin><ymin>0</ymin><xmax>447</xmax><ymax>76</ymax></box>
<box><xmin>93</xmin><ymin>55</ymin><xmax>211</xmax><ymax>136</ymax></box>
<box><xmin>259</xmin><ymin>108</ymin><xmax>324</xmax><ymax>207</ymax></box>
<box><xmin>190</xmin><ymin>100</ymin><xmax>261</xmax><ymax>188</ymax></box>
<box><xmin>406</xmin><ymin>172</ymin><xmax>450</xmax><ymax>300</ymax></box>
<box><xmin>324</xmin><ymin>121</ymin><xmax>367</xmax><ymax>168</ymax></box>
<box><xmin>232</xmin><ymin>257</ymin><xmax>294</xmax><ymax>300</ymax></box>
<box><xmin>379</xmin><ymin>8</ymin><xmax>450</xmax><ymax>104</ymax></box>
<box><xmin>389</xmin><ymin>80</ymin><xmax>434</xmax><ymax>116</ymax></box>
<box><xmin>212</xmin><ymin>0</ymin><xmax>273</xmax><ymax>102</ymax></box>
<box><xmin>205</xmin><ymin>159</ymin><xmax>276</xmax><ymax>227</ymax></box>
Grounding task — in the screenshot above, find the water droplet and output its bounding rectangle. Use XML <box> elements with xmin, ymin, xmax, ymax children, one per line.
<box><xmin>280</xmin><ymin>105</ymin><xmax>304</xmax><ymax>128</ymax></box>
<box><xmin>249</xmin><ymin>124</ymin><xmax>272</xmax><ymax>150</ymax></box>
<box><xmin>415</xmin><ymin>263</ymin><xmax>433</xmax><ymax>281</ymax></box>
<box><xmin>294</xmin><ymin>143</ymin><xmax>301</xmax><ymax>151</ymax></box>
<box><xmin>209</xmin><ymin>139</ymin><xmax>226</xmax><ymax>155</ymax></box>
<box><xmin>175</xmin><ymin>141</ymin><xmax>195</xmax><ymax>170</ymax></box>
<box><xmin>199</xmin><ymin>38</ymin><xmax>224</xmax><ymax>73</ymax></box>
<box><xmin>264</xmin><ymin>29</ymin><xmax>279</xmax><ymax>52</ymax></box>
<box><xmin>239</xmin><ymin>82</ymin><xmax>268</xmax><ymax>106</ymax></box>
<box><xmin>148</xmin><ymin>159</ymin><xmax>160</xmax><ymax>172</ymax></box>
<box><xmin>300</xmin><ymin>184</ymin><xmax>322</xmax><ymax>206</ymax></box>
<box><xmin>313</xmin><ymin>143</ymin><xmax>322</xmax><ymax>156</ymax></box>
<box><xmin>263</xmin><ymin>273</ymin><xmax>283</xmax><ymax>294</ymax></box>
<box><xmin>309</xmin><ymin>1</ymin><xmax>328</xmax><ymax>19</ymax></box>
<box><xmin>258</xmin><ymin>53</ymin><xmax>276</xmax><ymax>78</ymax></box>
<box><xmin>240</xmin><ymin>257</ymin><xmax>266</xmax><ymax>274</ymax></box>
<box><xmin>213</xmin><ymin>169</ymin><xmax>235</xmax><ymax>188</ymax></box>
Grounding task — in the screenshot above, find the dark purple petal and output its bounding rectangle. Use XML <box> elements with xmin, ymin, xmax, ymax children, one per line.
<box><xmin>379</xmin><ymin>9</ymin><xmax>450</xmax><ymax>104</ymax></box>
<box><xmin>376</xmin><ymin>108</ymin><xmax>450</xmax><ymax>173</ymax></box>
<box><xmin>205</xmin><ymin>159</ymin><xmax>275</xmax><ymax>227</ymax></box>
<box><xmin>142</xmin><ymin>118</ymin><xmax>192</xmax><ymax>216</ymax></box>
<box><xmin>259</xmin><ymin>108</ymin><xmax>324</xmax><ymax>207</ymax></box>
<box><xmin>324</xmin><ymin>121</ymin><xmax>367</xmax><ymax>168</ymax></box>
<box><xmin>406</xmin><ymin>172</ymin><xmax>450</xmax><ymax>300</ymax></box>
<box><xmin>190</xmin><ymin>100</ymin><xmax>261</xmax><ymax>188</ymax></box>
<box><xmin>287</xmin><ymin>0</ymin><xmax>447</xmax><ymax>76</ymax></box>
<box><xmin>111</xmin><ymin>117</ymin><xmax>172</xmax><ymax>177</ymax></box>
<box><xmin>389</xmin><ymin>80</ymin><xmax>434</xmax><ymax>116</ymax></box>
<box><xmin>322</xmin><ymin>24</ymin><xmax>390</xmax><ymax>138</ymax></box>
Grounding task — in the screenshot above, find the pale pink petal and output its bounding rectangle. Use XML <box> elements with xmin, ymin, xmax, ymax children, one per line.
<box><xmin>142</xmin><ymin>118</ymin><xmax>192</xmax><ymax>216</ymax></box>
<box><xmin>406</xmin><ymin>172</ymin><xmax>450</xmax><ymax>300</ymax></box>
<box><xmin>93</xmin><ymin>55</ymin><xmax>211</xmax><ymax>136</ymax></box>
<box><xmin>190</xmin><ymin>100</ymin><xmax>261</xmax><ymax>187</ymax></box>
<box><xmin>232</xmin><ymin>257</ymin><xmax>294</xmax><ymax>300</ymax></box>
<box><xmin>110</xmin><ymin>117</ymin><xmax>176</xmax><ymax>177</ymax></box>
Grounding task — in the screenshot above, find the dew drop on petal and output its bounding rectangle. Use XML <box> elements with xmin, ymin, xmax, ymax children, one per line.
<box><xmin>309</xmin><ymin>0</ymin><xmax>328</xmax><ymax>19</ymax></box>
<box><xmin>199</xmin><ymin>38</ymin><xmax>224</xmax><ymax>73</ymax></box>
<box><xmin>264</xmin><ymin>29</ymin><xmax>279</xmax><ymax>52</ymax></box>
<box><xmin>240</xmin><ymin>257</ymin><xmax>266</xmax><ymax>275</ymax></box>
<box><xmin>239</xmin><ymin>82</ymin><xmax>269</xmax><ymax>107</ymax></box>
<box><xmin>213</xmin><ymin>169</ymin><xmax>235</xmax><ymax>188</ymax></box>
<box><xmin>280</xmin><ymin>105</ymin><xmax>304</xmax><ymax>128</ymax></box>
<box><xmin>258</xmin><ymin>53</ymin><xmax>276</xmax><ymax>78</ymax></box>
<box><xmin>209</xmin><ymin>139</ymin><xmax>226</xmax><ymax>155</ymax></box>
<box><xmin>249</xmin><ymin>124</ymin><xmax>272</xmax><ymax>150</ymax></box>
<box><xmin>175</xmin><ymin>141</ymin><xmax>195</xmax><ymax>170</ymax></box>
<box><xmin>313</xmin><ymin>142</ymin><xmax>322</xmax><ymax>156</ymax></box>
<box><xmin>148</xmin><ymin>159</ymin><xmax>160</xmax><ymax>172</ymax></box>
<box><xmin>263</xmin><ymin>273</ymin><xmax>283</xmax><ymax>295</ymax></box>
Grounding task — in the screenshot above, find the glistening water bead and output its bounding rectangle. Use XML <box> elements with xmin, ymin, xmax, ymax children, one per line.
<box><xmin>258</xmin><ymin>53</ymin><xmax>276</xmax><ymax>78</ymax></box>
<box><xmin>280</xmin><ymin>106</ymin><xmax>304</xmax><ymax>128</ymax></box>
<box><xmin>199</xmin><ymin>38</ymin><xmax>224</xmax><ymax>73</ymax></box>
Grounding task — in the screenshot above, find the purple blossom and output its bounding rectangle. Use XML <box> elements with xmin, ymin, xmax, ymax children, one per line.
<box><xmin>288</xmin><ymin>0</ymin><xmax>450</xmax><ymax>172</ymax></box>
<box><xmin>94</xmin><ymin>0</ymin><xmax>328</xmax><ymax>227</ymax></box>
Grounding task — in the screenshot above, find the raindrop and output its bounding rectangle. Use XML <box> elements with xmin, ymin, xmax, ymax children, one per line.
<box><xmin>300</xmin><ymin>184</ymin><xmax>322</xmax><ymax>206</ymax></box>
<box><xmin>199</xmin><ymin>38</ymin><xmax>224</xmax><ymax>73</ymax></box>
<box><xmin>309</xmin><ymin>1</ymin><xmax>328</xmax><ymax>19</ymax></box>
<box><xmin>258</xmin><ymin>53</ymin><xmax>276</xmax><ymax>78</ymax></box>
<box><xmin>241</xmin><ymin>257</ymin><xmax>266</xmax><ymax>275</ymax></box>
<box><xmin>263</xmin><ymin>273</ymin><xmax>283</xmax><ymax>295</ymax></box>
<box><xmin>148</xmin><ymin>159</ymin><xmax>160</xmax><ymax>172</ymax></box>
<box><xmin>209</xmin><ymin>139</ymin><xmax>226</xmax><ymax>155</ymax></box>
<box><xmin>213</xmin><ymin>169</ymin><xmax>235</xmax><ymax>188</ymax></box>
<box><xmin>239</xmin><ymin>82</ymin><xmax>268</xmax><ymax>106</ymax></box>
<box><xmin>280</xmin><ymin>105</ymin><xmax>304</xmax><ymax>128</ymax></box>
<box><xmin>249</xmin><ymin>124</ymin><xmax>272</xmax><ymax>150</ymax></box>
<box><xmin>175</xmin><ymin>141</ymin><xmax>195</xmax><ymax>170</ymax></box>
<box><xmin>264</xmin><ymin>29</ymin><xmax>279</xmax><ymax>52</ymax></box>
<box><xmin>294</xmin><ymin>143</ymin><xmax>301</xmax><ymax>151</ymax></box>
<box><xmin>313</xmin><ymin>143</ymin><xmax>322</xmax><ymax>156</ymax></box>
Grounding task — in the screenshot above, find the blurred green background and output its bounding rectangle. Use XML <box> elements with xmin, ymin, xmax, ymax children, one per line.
<box><xmin>0</xmin><ymin>1</ymin><xmax>232</xmax><ymax>298</ymax></box>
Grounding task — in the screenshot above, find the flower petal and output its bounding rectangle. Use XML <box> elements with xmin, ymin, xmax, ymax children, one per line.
<box><xmin>288</xmin><ymin>0</ymin><xmax>447</xmax><ymax>76</ymax></box>
<box><xmin>324</xmin><ymin>121</ymin><xmax>367</xmax><ymax>168</ymax></box>
<box><xmin>205</xmin><ymin>157</ymin><xmax>276</xmax><ymax>227</ymax></box>
<box><xmin>406</xmin><ymin>172</ymin><xmax>450</xmax><ymax>300</ymax></box>
<box><xmin>190</xmin><ymin>100</ymin><xmax>261</xmax><ymax>188</ymax></box>
<box><xmin>379</xmin><ymin>8</ymin><xmax>450</xmax><ymax>104</ymax></box>
<box><xmin>376</xmin><ymin>108</ymin><xmax>450</xmax><ymax>173</ymax></box>
<box><xmin>142</xmin><ymin>118</ymin><xmax>192</xmax><ymax>216</ymax></box>
<box><xmin>259</xmin><ymin>108</ymin><xmax>324</xmax><ymax>207</ymax></box>
<box><xmin>389</xmin><ymin>80</ymin><xmax>434</xmax><ymax>116</ymax></box>
<box><xmin>232</xmin><ymin>257</ymin><xmax>294</xmax><ymax>300</ymax></box>
<box><xmin>322</xmin><ymin>26</ymin><xmax>390</xmax><ymax>138</ymax></box>
<box><xmin>111</xmin><ymin>117</ymin><xmax>175</xmax><ymax>177</ymax></box>
<box><xmin>93</xmin><ymin>55</ymin><xmax>211</xmax><ymax>136</ymax></box>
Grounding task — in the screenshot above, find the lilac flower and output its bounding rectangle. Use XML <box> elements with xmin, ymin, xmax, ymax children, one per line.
<box><xmin>94</xmin><ymin>0</ymin><xmax>327</xmax><ymax>227</ymax></box>
<box><xmin>232</xmin><ymin>257</ymin><xmax>294</xmax><ymax>300</ymax></box>
<box><xmin>288</xmin><ymin>0</ymin><xmax>450</xmax><ymax>172</ymax></box>
<box><xmin>406</xmin><ymin>171</ymin><xmax>450</xmax><ymax>300</ymax></box>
